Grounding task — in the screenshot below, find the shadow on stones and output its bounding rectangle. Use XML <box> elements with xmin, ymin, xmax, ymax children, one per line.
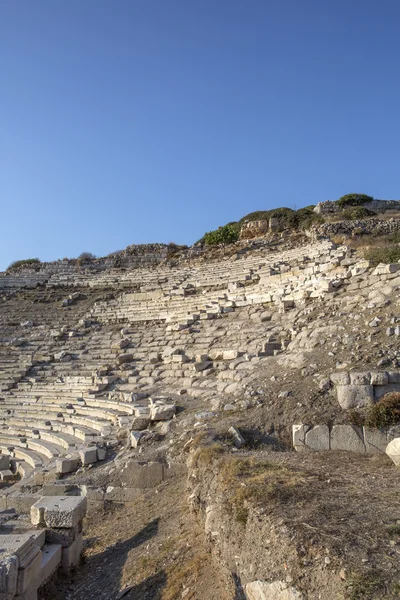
<box><xmin>45</xmin><ymin>518</ymin><xmax>161</xmax><ymax>600</ymax></box>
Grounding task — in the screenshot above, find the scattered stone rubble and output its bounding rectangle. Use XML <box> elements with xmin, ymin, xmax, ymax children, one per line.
<box><xmin>1</xmin><ymin>230</ymin><xmax>400</xmax><ymax>596</ymax></box>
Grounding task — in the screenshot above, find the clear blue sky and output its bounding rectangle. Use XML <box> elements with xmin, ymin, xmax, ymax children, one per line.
<box><xmin>1</xmin><ymin>1</ymin><xmax>399</xmax><ymax>269</ymax></box>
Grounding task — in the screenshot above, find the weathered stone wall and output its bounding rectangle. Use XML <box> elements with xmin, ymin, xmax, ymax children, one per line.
<box><xmin>315</xmin><ymin>217</ymin><xmax>400</xmax><ymax>238</ymax></box>
<box><xmin>293</xmin><ymin>423</ymin><xmax>400</xmax><ymax>454</ymax></box>
<box><xmin>314</xmin><ymin>199</ymin><xmax>400</xmax><ymax>215</ymax></box>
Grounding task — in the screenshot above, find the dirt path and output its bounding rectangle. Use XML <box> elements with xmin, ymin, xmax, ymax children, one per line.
<box><xmin>41</xmin><ymin>474</ymin><xmax>232</xmax><ymax>600</ymax></box>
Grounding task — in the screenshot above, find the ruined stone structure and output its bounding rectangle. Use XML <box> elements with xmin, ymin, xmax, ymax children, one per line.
<box><xmin>1</xmin><ymin>228</ymin><xmax>400</xmax><ymax>598</ymax></box>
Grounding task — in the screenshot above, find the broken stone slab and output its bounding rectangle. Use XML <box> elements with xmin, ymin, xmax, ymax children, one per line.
<box><xmin>149</xmin><ymin>400</ymin><xmax>176</xmax><ymax>421</ymax></box>
<box><xmin>336</xmin><ymin>385</ymin><xmax>374</xmax><ymax>409</ymax></box>
<box><xmin>305</xmin><ymin>425</ymin><xmax>330</xmax><ymax>451</ymax></box>
<box><xmin>292</xmin><ymin>424</ymin><xmax>311</xmax><ymax>452</ymax></box>
<box><xmin>330</xmin><ymin>425</ymin><xmax>365</xmax><ymax>453</ymax></box>
<box><xmin>61</xmin><ymin>532</ymin><xmax>83</xmax><ymax>574</ymax></box>
<box><xmin>386</xmin><ymin>437</ymin><xmax>400</xmax><ymax>466</ymax></box>
<box><xmin>228</xmin><ymin>426</ymin><xmax>245</xmax><ymax>448</ymax></box>
<box><xmin>112</xmin><ymin>338</ymin><xmax>130</xmax><ymax>350</ymax></box>
<box><xmin>0</xmin><ymin>553</ymin><xmax>18</xmax><ymax>599</ymax></box>
<box><xmin>31</xmin><ymin>496</ymin><xmax>87</xmax><ymax>528</ymax></box>
<box><xmin>245</xmin><ymin>580</ymin><xmax>303</xmax><ymax>600</ymax></box>
<box><xmin>373</xmin><ymin>263</ymin><xmax>400</xmax><ymax>275</ymax></box>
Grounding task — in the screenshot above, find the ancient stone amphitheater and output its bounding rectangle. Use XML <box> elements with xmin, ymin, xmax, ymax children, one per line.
<box><xmin>1</xmin><ymin>228</ymin><xmax>400</xmax><ymax>599</ymax></box>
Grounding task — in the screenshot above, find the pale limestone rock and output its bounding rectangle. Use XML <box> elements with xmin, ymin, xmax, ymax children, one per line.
<box><xmin>386</xmin><ymin>438</ymin><xmax>400</xmax><ymax>466</ymax></box>
<box><xmin>245</xmin><ymin>580</ymin><xmax>303</xmax><ymax>600</ymax></box>
<box><xmin>336</xmin><ymin>385</ymin><xmax>374</xmax><ymax>409</ymax></box>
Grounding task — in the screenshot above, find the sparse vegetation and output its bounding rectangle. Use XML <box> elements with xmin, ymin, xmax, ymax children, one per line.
<box><xmin>191</xmin><ymin>443</ymin><xmax>224</xmax><ymax>468</ymax></box>
<box><xmin>77</xmin><ymin>252</ymin><xmax>96</xmax><ymax>264</ymax></box>
<box><xmin>345</xmin><ymin>569</ymin><xmax>386</xmax><ymax>599</ymax></box>
<box><xmin>220</xmin><ymin>457</ymin><xmax>305</xmax><ymax>525</ymax></box>
<box><xmin>349</xmin><ymin>393</ymin><xmax>400</xmax><ymax>429</ymax></box>
<box><xmin>7</xmin><ymin>258</ymin><xmax>41</xmax><ymax>272</ymax></box>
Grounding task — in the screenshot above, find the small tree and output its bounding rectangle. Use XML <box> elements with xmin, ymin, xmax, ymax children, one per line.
<box><xmin>337</xmin><ymin>193</ymin><xmax>374</xmax><ymax>208</ymax></box>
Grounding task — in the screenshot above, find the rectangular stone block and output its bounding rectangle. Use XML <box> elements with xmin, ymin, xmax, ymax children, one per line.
<box><xmin>45</xmin><ymin>522</ymin><xmax>81</xmax><ymax>548</ymax></box>
<box><xmin>79</xmin><ymin>448</ymin><xmax>98</xmax><ymax>465</ymax></box>
<box><xmin>16</xmin><ymin>546</ymin><xmax>42</xmax><ymax>595</ymax></box>
<box><xmin>61</xmin><ymin>533</ymin><xmax>83</xmax><ymax>574</ymax></box>
<box><xmin>38</xmin><ymin>544</ymin><xmax>62</xmax><ymax>587</ymax></box>
<box><xmin>330</xmin><ymin>425</ymin><xmax>365</xmax><ymax>453</ymax></box>
<box><xmin>305</xmin><ymin>425</ymin><xmax>330</xmax><ymax>451</ymax></box>
<box><xmin>363</xmin><ymin>428</ymin><xmax>388</xmax><ymax>454</ymax></box>
<box><xmin>31</xmin><ymin>496</ymin><xmax>87</xmax><ymax>528</ymax></box>
<box><xmin>56</xmin><ymin>458</ymin><xmax>80</xmax><ymax>474</ymax></box>
<box><xmin>0</xmin><ymin>455</ymin><xmax>10</xmax><ymax>470</ymax></box>
<box><xmin>336</xmin><ymin>385</ymin><xmax>374</xmax><ymax>409</ymax></box>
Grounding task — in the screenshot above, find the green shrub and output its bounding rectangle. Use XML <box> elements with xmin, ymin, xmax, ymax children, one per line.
<box><xmin>203</xmin><ymin>223</ymin><xmax>240</xmax><ymax>245</ymax></box>
<box><xmin>7</xmin><ymin>258</ymin><xmax>41</xmax><ymax>271</ymax></box>
<box><xmin>340</xmin><ymin>206</ymin><xmax>376</xmax><ymax>220</ymax></box>
<box><xmin>336</xmin><ymin>193</ymin><xmax>374</xmax><ymax>208</ymax></box>
<box><xmin>76</xmin><ymin>252</ymin><xmax>96</xmax><ymax>266</ymax></box>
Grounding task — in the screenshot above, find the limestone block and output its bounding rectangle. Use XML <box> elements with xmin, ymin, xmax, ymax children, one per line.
<box><xmin>292</xmin><ymin>424</ymin><xmax>311</xmax><ymax>452</ymax></box>
<box><xmin>79</xmin><ymin>448</ymin><xmax>98</xmax><ymax>465</ymax></box>
<box><xmin>0</xmin><ymin>455</ymin><xmax>10</xmax><ymax>470</ymax></box>
<box><xmin>245</xmin><ymin>580</ymin><xmax>303</xmax><ymax>600</ymax></box>
<box><xmin>61</xmin><ymin>533</ymin><xmax>83</xmax><ymax>574</ymax></box>
<box><xmin>112</xmin><ymin>338</ymin><xmax>129</xmax><ymax>350</ymax></box>
<box><xmin>336</xmin><ymin>385</ymin><xmax>374</xmax><ymax>409</ymax></box>
<box><xmin>0</xmin><ymin>555</ymin><xmax>18</xmax><ymax>599</ymax></box>
<box><xmin>373</xmin><ymin>263</ymin><xmax>400</xmax><ymax>275</ymax></box>
<box><xmin>56</xmin><ymin>458</ymin><xmax>80</xmax><ymax>475</ymax></box>
<box><xmin>149</xmin><ymin>352</ymin><xmax>161</xmax><ymax>364</ymax></box>
<box><xmin>330</xmin><ymin>372</ymin><xmax>350</xmax><ymax>386</ymax></box>
<box><xmin>386</xmin><ymin>438</ymin><xmax>400</xmax><ymax>466</ymax></box>
<box><xmin>0</xmin><ymin>470</ymin><xmax>14</xmax><ymax>481</ymax></box>
<box><xmin>38</xmin><ymin>544</ymin><xmax>62</xmax><ymax>587</ymax></box>
<box><xmin>370</xmin><ymin>371</ymin><xmax>389</xmax><ymax>386</ymax></box>
<box><xmin>349</xmin><ymin>372</ymin><xmax>370</xmax><ymax>385</ymax></box>
<box><xmin>194</xmin><ymin>361</ymin><xmax>212</xmax><ymax>372</ymax></box>
<box><xmin>363</xmin><ymin>428</ymin><xmax>388</xmax><ymax>454</ymax></box>
<box><xmin>330</xmin><ymin>425</ymin><xmax>365</xmax><ymax>453</ymax></box>
<box><xmin>97</xmin><ymin>448</ymin><xmax>107</xmax><ymax>461</ymax></box>
<box><xmin>387</xmin><ymin>372</ymin><xmax>400</xmax><ymax>383</ymax></box>
<box><xmin>305</xmin><ymin>425</ymin><xmax>330</xmax><ymax>451</ymax></box>
<box><xmin>150</xmin><ymin>403</ymin><xmax>176</xmax><ymax>421</ymax></box>
<box><xmin>117</xmin><ymin>353</ymin><xmax>134</xmax><ymax>364</ymax></box>
<box><xmin>222</xmin><ymin>350</ymin><xmax>240</xmax><ymax>360</ymax></box>
<box><xmin>30</xmin><ymin>496</ymin><xmax>87</xmax><ymax>528</ymax></box>
<box><xmin>16</xmin><ymin>546</ymin><xmax>42</xmax><ymax>595</ymax></box>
